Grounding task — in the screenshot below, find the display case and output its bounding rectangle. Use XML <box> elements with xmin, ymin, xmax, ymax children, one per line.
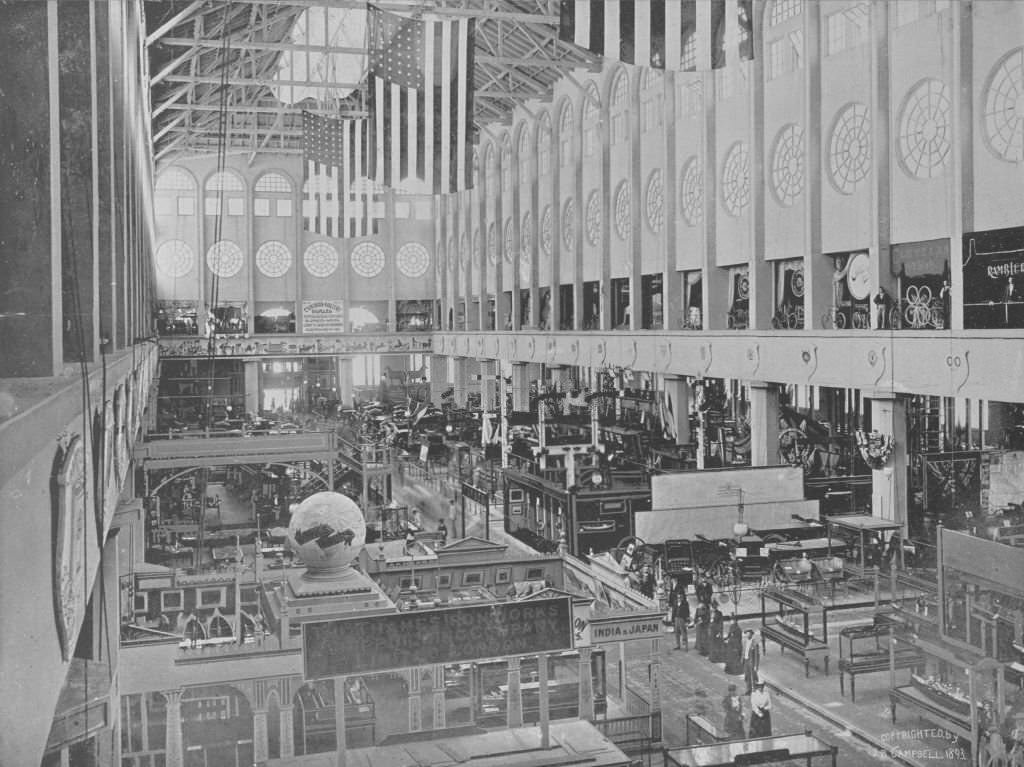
<box><xmin>471</xmin><ymin>650</ymin><xmax>606</xmax><ymax>727</ymax></box>
<box><xmin>837</xmin><ymin>619</ymin><xmax>922</xmax><ymax>702</ymax></box>
<box><xmin>759</xmin><ymin>586</ymin><xmax>830</xmax><ymax>677</ymax></box>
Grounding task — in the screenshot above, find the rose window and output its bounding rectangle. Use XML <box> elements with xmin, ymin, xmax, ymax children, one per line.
<box><xmin>206</xmin><ymin>240</ymin><xmax>243</xmax><ymax>278</ymax></box>
<box><xmin>721</xmin><ymin>142</ymin><xmax>750</xmax><ymax>216</ymax></box>
<box><xmin>585</xmin><ymin>190</ymin><xmax>601</xmax><ymax>246</ymax></box>
<box><xmin>645</xmin><ymin>169</ymin><xmax>664</xmax><ymax>233</ymax></box>
<box><xmin>982</xmin><ymin>47</ymin><xmax>1024</xmax><ymax>163</ymax></box>
<box><xmin>541</xmin><ymin>205</ymin><xmax>553</xmax><ymax>257</ymax></box>
<box><xmin>898</xmin><ymin>79</ymin><xmax>952</xmax><ymax>178</ymax></box>
<box><xmin>255</xmin><ymin>241</ymin><xmax>292</xmax><ymax>278</ymax></box>
<box><xmin>680</xmin><ymin>158</ymin><xmax>703</xmax><ymax>226</ymax></box>
<box><xmin>614</xmin><ymin>181</ymin><xmax>632</xmax><ymax>240</ymax></box>
<box><xmin>155</xmin><ymin>240</ymin><xmax>194</xmax><ymax>278</ymax></box>
<box><xmin>770</xmin><ymin>124</ymin><xmax>806</xmax><ymax>207</ymax></box>
<box><xmin>350</xmin><ymin>241</ymin><xmax>385</xmax><ymax>278</ymax></box>
<box><xmin>828</xmin><ymin>103</ymin><xmax>872</xmax><ymax>194</ymax></box>
<box><xmin>562</xmin><ymin>198</ymin><xmax>576</xmax><ymax>250</ymax></box>
<box><xmin>396</xmin><ymin>242</ymin><xmax>430</xmax><ymax>278</ymax></box>
<box><xmin>303</xmin><ymin>241</ymin><xmax>339</xmax><ymax>278</ymax></box>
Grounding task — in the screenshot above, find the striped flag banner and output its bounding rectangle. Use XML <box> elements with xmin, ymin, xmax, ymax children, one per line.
<box><xmin>558</xmin><ymin>0</ymin><xmax>753</xmax><ymax>71</ymax></box>
<box><xmin>301</xmin><ymin>112</ymin><xmax>382</xmax><ymax>238</ymax></box>
<box><xmin>367</xmin><ymin>4</ymin><xmax>476</xmax><ymax>195</ymax></box>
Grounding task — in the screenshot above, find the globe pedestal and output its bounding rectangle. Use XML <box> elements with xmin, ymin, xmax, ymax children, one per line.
<box><xmin>268</xmin><ymin>492</ymin><xmax>395</xmax><ymax>644</ymax></box>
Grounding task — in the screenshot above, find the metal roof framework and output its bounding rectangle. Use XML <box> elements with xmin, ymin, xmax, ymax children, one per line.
<box><xmin>145</xmin><ymin>0</ymin><xmax>601</xmax><ymax>166</ymax></box>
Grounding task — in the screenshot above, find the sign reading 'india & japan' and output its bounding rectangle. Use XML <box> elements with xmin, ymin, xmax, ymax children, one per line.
<box><xmin>589</xmin><ymin>614</ymin><xmax>665</xmax><ymax>644</ymax></box>
<box><xmin>303</xmin><ymin>597</ymin><xmax>573</xmax><ymax>679</ymax></box>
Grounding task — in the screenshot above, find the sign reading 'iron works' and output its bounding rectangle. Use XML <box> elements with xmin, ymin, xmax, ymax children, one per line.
<box><xmin>303</xmin><ymin>597</ymin><xmax>574</xmax><ymax>679</ymax></box>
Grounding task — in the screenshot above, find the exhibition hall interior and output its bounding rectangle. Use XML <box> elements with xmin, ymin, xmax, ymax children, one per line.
<box><xmin>4</xmin><ymin>1</ymin><xmax>1024</xmax><ymax>766</ymax></box>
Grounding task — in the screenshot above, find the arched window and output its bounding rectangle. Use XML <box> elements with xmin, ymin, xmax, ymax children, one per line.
<box><xmin>254</xmin><ymin>172</ymin><xmax>294</xmax><ymax>218</ymax></box>
<box><xmin>582</xmin><ymin>83</ymin><xmax>601</xmax><ymax>158</ymax></box>
<box><xmin>204</xmin><ymin>169</ymin><xmax>245</xmax><ymax>217</ymax></box>
<box><xmin>640</xmin><ymin>69</ymin><xmax>663</xmax><ymax>133</ymax></box>
<box><xmin>610</xmin><ymin>70</ymin><xmax>630</xmax><ymax>146</ymax></box>
<box><xmin>155</xmin><ymin>167</ymin><xmax>197</xmax><ymax>216</ymax></box>
<box><xmin>559</xmin><ymin>101</ymin><xmax>575</xmax><ymax>165</ymax></box>
<box><xmin>518</xmin><ymin>124</ymin><xmax>532</xmax><ymax>182</ymax></box>
<box><xmin>765</xmin><ymin>0</ymin><xmax>804</xmax><ymax>81</ymax></box>
<box><xmin>537</xmin><ymin>112</ymin><xmax>552</xmax><ymax>176</ymax></box>
<box><xmin>501</xmin><ymin>136</ymin><xmax>512</xmax><ymax>190</ymax></box>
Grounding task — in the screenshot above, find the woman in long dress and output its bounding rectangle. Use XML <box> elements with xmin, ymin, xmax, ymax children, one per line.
<box><xmin>724</xmin><ymin>618</ymin><xmax>744</xmax><ymax>674</ymax></box>
<box><xmin>722</xmin><ymin>684</ymin><xmax>746</xmax><ymax>740</ymax></box>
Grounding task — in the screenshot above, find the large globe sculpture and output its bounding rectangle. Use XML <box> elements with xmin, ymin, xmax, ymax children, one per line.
<box><xmin>287</xmin><ymin>492</ymin><xmax>367</xmax><ymax>577</ymax></box>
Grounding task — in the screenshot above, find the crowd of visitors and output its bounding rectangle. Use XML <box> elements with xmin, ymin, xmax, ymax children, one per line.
<box><xmin>665</xmin><ymin>575</ymin><xmax>773</xmax><ymax>741</ymax></box>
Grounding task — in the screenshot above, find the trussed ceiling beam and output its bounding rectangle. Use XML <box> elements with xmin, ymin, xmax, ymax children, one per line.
<box><xmin>163</xmin><ymin>74</ymin><xmax>362</xmax><ymax>90</ymax></box>
<box><xmin>145</xmin><ymin>0</ymin><xmax>207</xmax><ymax>47</ymax></box>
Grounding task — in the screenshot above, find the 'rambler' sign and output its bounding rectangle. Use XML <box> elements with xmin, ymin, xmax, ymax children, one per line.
<box><xmin>301</xmin><ymin>300</ymin><xmax>345</xmax><ymax>333</ymax></box>
<box><xmin>589</xmin><ymin>614</ymin><xmax>664</xmax><ymax>644</ymax></box>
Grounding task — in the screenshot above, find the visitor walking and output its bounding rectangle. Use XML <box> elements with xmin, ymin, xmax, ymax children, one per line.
<box><xmin>742</xmin><ymin>629</ymin><xmax>761</xmax><ymax>694</ymax></box>
<box><xmin>749</xmin><ymin>682</ymin><xmax>772</xmax><ymax>737</ymax></box>
<box><xmin>722</xmin><ymin>684</ymin><xmax>746</xmax><ymax>740</ymax></box>
<box><xmin>668</xmin><ymin>576</ymin><xmax>690</xmax><ymax>650</ymax></box>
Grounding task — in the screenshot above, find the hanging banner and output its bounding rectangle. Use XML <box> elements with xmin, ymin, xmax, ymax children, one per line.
<box><xmin>301</xmin><ymin>300</ymin><xmax>346</xmax><ymax>334</ymax></box>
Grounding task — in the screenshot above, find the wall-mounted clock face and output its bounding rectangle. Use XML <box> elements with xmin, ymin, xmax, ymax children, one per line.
<box><xmin>846</xmin><ymin>252</ymin><xmax>872</xmax><ymax>300</ymax></box>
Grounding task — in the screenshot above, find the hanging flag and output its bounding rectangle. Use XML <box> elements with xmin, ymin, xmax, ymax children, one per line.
<box><xmin>367</xmin><ymin>5</ymin><xmax>476</xmax><ymax>195</ymax></box>
<box><xmin>301</xmin><ymin>111</ymin><xmax>381</xmax><ymax>238</ymax></box>
<box><xmin>558</xmin><ymin>0</ymin><xmax>754</xmax><ymax>71</ymax></box>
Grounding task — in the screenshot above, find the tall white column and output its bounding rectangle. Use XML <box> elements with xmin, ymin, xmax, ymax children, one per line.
<box><xmin>252</xmin><ymin>708</ymin><xmax>268</xmax><ymax>764</ymax></box>
<box><xmin>279</xmin><ymin>705</ymin><xmax>295</xmax><ymax>759</ymax></box>
<box><xmin>432</xmin><ymin>664</ymin><xmax>447</xmax><ymax>729</ymax></box>
<box><xmin>662</xmin><ymin>376</ymin><xmax>692</xmax><ymax>446</ymax></box>
<box><xmin>749</xmin><ymin>382</ymin><xmax>781</xmax><ymax>467</ymax></box>
<box><xmin>869</xmin><ymin>394</ymin><xmax>908</xmax><ymax>531</ymax></box>
<box><xmin>407</xmin><ymin>668</ymin><xmax>422</xmax><ymax>732</ymax></box>
<box><xmin>163</xmin><ymin>690</ymin><xmax>183</xmax><ymax>767</ymax></box>
<box><xmin>577</xmin><ymin>646</ymin><xmax>595</xmax><ymax>720</ymax></box>
<box><xmin>511</xmin><ymin>362</ymin><xmax>532</xmax><ymax>412</ymax></box>
<box><xmin>506</xmin><ymin>656</ymin><xmax>524</xmax><ymax>728</ymax></box>
<box><xmin>336</xmin><ymin>357</ymin><xmax>353</xmax><ymax>409</ymax></box>
<box><xmin>333</xmin><ymin>677</ymin><xmax>348</xmax><ymax>767</ymax></box>
<box><xmin>244</xmin><ymin>360</ymin><xmax>260</xmax><ymax>414</ymax></box>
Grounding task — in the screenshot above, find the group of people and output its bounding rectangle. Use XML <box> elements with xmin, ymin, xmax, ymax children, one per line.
<box><xmin>666</xmin><ymin>575</ymin><xmax>773</xmax><ymax>741</ymax></box>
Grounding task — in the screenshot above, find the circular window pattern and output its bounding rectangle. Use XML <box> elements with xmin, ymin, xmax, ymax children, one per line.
<box><xmin>487</xmin><ymin>223</ymin><xmax>498</xmax><ymax>264</ymax></box>
<box><xmin>206</xmin><ymin>240</ymin><xmax>243</xmax><ymax>278</ymax></box>
<box><xmin>898</xmin><ymin>79</ymin><xmax>952</xmax><ymax>178</ymax></box>
<box><xmin>828</xmin><ymin>103</ymin><xmax>872</xmax><ymax>195</ymax></box>
<box><xmin>521</xmin><ymin>211</ymin><xmax>534</xmax><ymax>257</ymax></box>
<box><xmin>721</xmin><ymin>142</ymin><xmax>750</xmax><ymax>216</ymax></box>
<box><xmin>585</xmin><ymin>191</ymin><xmax>601</xmax><ymax>246</ymax></box>
<box><xmin>562</xmin><ymin>198</ymin><xmax>576</xmax><ymax>250</ymax></box>
<box><xmin>645</xmin><ymin>169</ymin><xmax>664</xmax><ymax>233</ymax></box>
<box><xmin>540</xmin><ymin>205</ymin><xmax>553</xmax><ymax>257</ymax></box>
<box><xmin>255</xmin><ymin>241</ymin><xmax>292</xmax><ymax>278</ymax></box>
<box><xmin>155</xmin><ymin>240</ymin><xmax>195</xmax><ymax>278</ymax></box>
<box><xmin>396</xmin><ymin>242</ymin><xmax>430</xmax><ymax>278</ymax></box>
<box><xmin>303</xmin><ymin>241</ymin><xmax>340</xmax><ymax>277</ymax></box>
<box><xmin>770</xmin><ymin>124</ymin><xmax>806</xmax><ymax>207</ymax></box>
<box><xmin>350</xmin><ymin>241</ymin><xmax>386</xmax><ymax>278</ymax></box>
<box><xmin>614</xmin><ymin>181</ymin><xmax>632</xmax><ymax>240</ymax></box>
<box><xmin>982</xmin><ymin>48</ymin><xmax>1024</xmax><ymax>163</ymax></box>
<box><xmin>503</xmin><ymin>219</ymin><xmax>514</xmax><ymax>263</ymax></box>
<box><xmin>680</xmin><ymin>158</ymin><xmax>703</xmax><ymax>226</ymax></box>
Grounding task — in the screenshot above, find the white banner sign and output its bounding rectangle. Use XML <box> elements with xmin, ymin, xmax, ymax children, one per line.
<box><xmin>302</xmin><ymin>300</ymin><xmax>346</xmax><ymax>334</ymax></box>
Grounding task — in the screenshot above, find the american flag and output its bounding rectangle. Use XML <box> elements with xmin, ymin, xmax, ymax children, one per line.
<box><xmin>559</xmin><ymin>0</ymin><xmax>753</xmax><ymax>71</ymax></box>
<box><xmin>301</xmin><ymin>112</ymin><xmax>381</xmax><ymax>238</ymax></box>
<box><xmin>368</xmin><ymin>5</ymin><xmax>475</xmax><ymax>195</ymax></box>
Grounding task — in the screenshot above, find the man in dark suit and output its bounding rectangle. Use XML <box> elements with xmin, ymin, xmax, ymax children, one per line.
<box><xmin>668</xmin><ymin>576</ymin><xmax>691</xmax><ymax>650</ymax></box>
<box><xmin>742</xmin><ymin>629</ymin><xmax>761</xmax><ymax>694</ymax></box>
